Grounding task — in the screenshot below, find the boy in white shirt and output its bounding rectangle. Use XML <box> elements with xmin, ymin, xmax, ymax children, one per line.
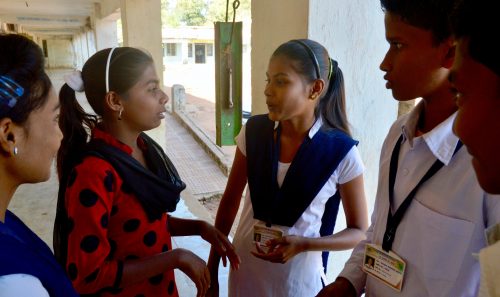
<box><xmin>317</xmin><ymin>0</ymin><xmax>500</xmax><ymax>296</ymax></box>
<box><xmin>449</xmin><ymin>1</ymin><xmax>500</xmax><ymax>296</ymax></box>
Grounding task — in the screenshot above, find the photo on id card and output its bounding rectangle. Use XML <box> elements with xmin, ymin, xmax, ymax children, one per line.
<box><xmin>253</xmin><ymin>223</ymin><xmax>283</xmax><ymax>252</ymax></box>
<box><xmin>362</xmin><ymin>243</ymin><xmax>406</xmax><ymax>292</ymax></box>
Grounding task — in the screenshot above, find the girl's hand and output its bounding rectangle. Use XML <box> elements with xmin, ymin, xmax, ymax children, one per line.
<box><xmin>200</xmin><ymin>221</ymin><xmax>241</xmax><ymax>270</ymax></box>
<box><xmin>250</xmin><ymin>236</ymin><xmax>306</xmax><ymax>264</ymax></box>
<box><xmin>174</xmin><ymin>248</ymin><xmax>210</xmax><ymax>297</ymax></box>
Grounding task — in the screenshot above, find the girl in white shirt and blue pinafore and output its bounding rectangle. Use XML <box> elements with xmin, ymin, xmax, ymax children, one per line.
<box><xmin>207</xmin><ymin>39</ymin><xmax>369</xmax><ymax>297</ymax></box>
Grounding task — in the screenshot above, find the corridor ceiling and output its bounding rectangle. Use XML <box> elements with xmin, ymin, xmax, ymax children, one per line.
<box><xmin>0</xmin><ymin>0</ymin><xmax>100</xmax><ymax>36</ymax></box>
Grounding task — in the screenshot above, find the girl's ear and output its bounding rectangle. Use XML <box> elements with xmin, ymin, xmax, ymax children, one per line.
<box><xmin>104</xmin><ymin>91</ymin><xmax>123</xmax><ymax>112</ymax></box>
<box><xmin>309</xmin><ymin>79</ymin><xmax>325</xmax><ymax>100</ymax></box>
<box><xmin>442</xmin><ymin>37</ymin><xmax>456</xmax><ymax>69</ymax></box>
<box><xmin>0</xmin><ymin>118</ymin><xmax>19</xmax><ymax>157</ymax></box>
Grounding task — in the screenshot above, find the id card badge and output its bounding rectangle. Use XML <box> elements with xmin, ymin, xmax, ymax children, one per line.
<box><xmin>253</xmin><ymin>222</ymin><xmax>283</xmax><ymax>248</ymax></box>
<box><xmin>362</xmin><ymin>243</ymin><xmax>406</xmax><ymax>292</ymax></box>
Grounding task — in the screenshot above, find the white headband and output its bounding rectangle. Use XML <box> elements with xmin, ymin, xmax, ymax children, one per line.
<box><xmin>105</xmin><ymin>47</ymin><xmax>117</xmax><ymax>93</ymax></box>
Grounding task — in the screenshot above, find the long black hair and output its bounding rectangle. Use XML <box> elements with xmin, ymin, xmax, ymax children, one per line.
<box><xmin>54</xmin><ymin>47</ymin><xmax>154</xmax><ymax>266</ymax></box>
<box><xmin>0</xmin><ymin>34</ymin><xmax>52</xmax><ymax>124</ymax></box>
<box><xmin>272</xmin><ymin>39</ymin><xmax>351</xmax><ymax>136</ymax></box>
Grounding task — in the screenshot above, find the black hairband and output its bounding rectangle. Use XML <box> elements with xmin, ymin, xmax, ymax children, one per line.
<box><xmin>292</xmin><ymin>40</ymin><xmax>321</xmax><ymax>80</ymax></box>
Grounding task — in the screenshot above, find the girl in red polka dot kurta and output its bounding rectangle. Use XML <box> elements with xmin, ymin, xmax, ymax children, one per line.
<box><xmin>53</xmin><ymin>47</ymin><xmax>240</xmax><ymax>297</ymax></box>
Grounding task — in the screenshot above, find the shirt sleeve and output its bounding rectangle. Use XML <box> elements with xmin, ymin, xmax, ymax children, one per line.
<box><xmin>485</xmin><ymin>193</ymin><xmax>500</xmax><ymax>228</ymax></box>
<box><xmin>64</xmin><ymin>157</ymin><xmax>123</xmax><ymax>294</ymax></box>
<box><xmin>336</xmin><ymin>146</ymin><xmax>365</xmax><ymax>185</ymax></box>
<box><xmin>0</xmin><ymin>274</ymin><xmax>49</xmax><ymax>297</ymax></box>
<box><xmin>336</xmin><ymin>129</ymin><xmax>394</xmax><ymax>294</ymax></box>
<box><xmin>235</xmin><ymin>124</ymin><xmax>247</xmax><ymax>156</ymax></box>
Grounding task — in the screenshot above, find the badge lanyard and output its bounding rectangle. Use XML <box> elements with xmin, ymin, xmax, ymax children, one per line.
<box><xmin>382</xmin><ymin>134</ymin><xmax>463</xmax><ymax>252</ymax></box>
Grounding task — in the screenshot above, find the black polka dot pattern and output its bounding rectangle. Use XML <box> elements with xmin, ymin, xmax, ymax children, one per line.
<box><xmin>134</xmin><ymin>295</ymin><xmax>145</xmax><ymax>297</ymax></box>
<box><xmin>162</xmin><ymin>244</ymin><xmax>169</xmax><ymax>252</ymax></box>
<box><xmin>125</xmin><ymin>254</ymin><xmax>139</xmax><ymax>260</ymax></box>
<box><xmin>121</xmin><ymin>182</ymin><xmax>133</xmax><ymax>194</ymax></box>
<box><xmin>68</xmin><ymin>169</ymin><xmax>77</xmax><ymax>187</ymax></box>
<box><xmin>67</xmin><ymin>263</ymin><xmax>78</xmax><ymax>280</ymax></box>
<box><xmin>107</xmin><ymin>287</ymin><xmax>123</xmax><ymax>295</ymax></box>
<box><xmin>79</xmin><ymin>189</ymin><xmax>99</xmax><ymax>207</ymax></box>
<box><xmin>111</xmin><ymin>205</ymin><xmax>118</xmax><ymax>216</ymax></box>
<box><xmin>168</xmin><ymin>280</ymin><xmax>175</xmax><ymax>295</ymax></box>
<box><xmin>148</xmin><ymin>273</ymin><xmax>163</xmax><ymax>285</ymax></box>
<box><xmin>143</xmin><ymin>231</ymin><xmax>157</xmax><ymax>247</ymax></box>
<box><xmin>80</xmin><ymin>235</ymin><xmax>100</xmax><ymax>253</ymax></box>
<box><xmin>67</xmin><ymin>217</ymin><xmax>74</xmax><ymax>234</ymax></box>
<box><xmin>104</xmin><ymin>170</ymin><xmax>115</xmax><ymax>192</ymax></box>
<box><xmin>84</xmin><ymin>268</ymin><xmax>100</xmax><ymax>283</ymax></box>
<box><xmin>123</xmin><ymin>219</ymin><xmax>141</xmax><ymax>232</ymax></box>
<box><xmin>106</xmin><ymin>239</ymin><xmax>117</xmax><ymax>260</ymax></box>
<box><xmin>101</xmin><ymin>213</ymin><xmax>109</xmax><ymax>228</ymax></box>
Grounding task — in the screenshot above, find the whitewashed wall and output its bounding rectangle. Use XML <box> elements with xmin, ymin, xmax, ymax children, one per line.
<box><xmin>46</xmin><ymin>38</ymin><xmax>74</xmax><ymax>68</ymax></box>
<box><xmin>308</xmin><ymin>0</ymin><xmax>397</xmax><ymax>282</ymax></box>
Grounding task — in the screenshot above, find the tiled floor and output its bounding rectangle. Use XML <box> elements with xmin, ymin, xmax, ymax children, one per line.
<box><xmin>164</xmin><ymin>112</ymin><xmax>228</xmax><ymax>196</ymax></box>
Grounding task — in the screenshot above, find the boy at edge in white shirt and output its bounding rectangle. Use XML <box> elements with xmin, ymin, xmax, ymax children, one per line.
<box><xmin>449</xmin><ymin>1</ymin><xmax>500</xmax><ymax>296</ymax></box>
<box><xmin>317</xmin><ymin>0</ymin><xmax>500</xmax><ymax>296</ymax></box>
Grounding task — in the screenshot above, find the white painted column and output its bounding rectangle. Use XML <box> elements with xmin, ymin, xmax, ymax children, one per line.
<box><xmin>94</xmin><ymin>8</ymin><xmax>119</xmax><ymax>51</ymax></box>
<box><xmin>251</xmin><ymin>0</ymin><xmax>309</xmax><ymax>114</ymax></box>
<box><xmin>120</xmin><ymin>0</ymin><xmax>163</xmax><ymax>86</ymax></box>
<box><xmin>251</xmin><ymin>0</ymin><xmax>397</xmax><ymax>282</ymax></box>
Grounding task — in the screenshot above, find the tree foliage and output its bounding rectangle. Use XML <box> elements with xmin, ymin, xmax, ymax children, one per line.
<box><xmin>161</xmin><ymin>0</ymin><xmax>251</xmax><ymax>28</ymax></box>
<box><xmin>206</xmin><ymin>0</ymin><xmax>251</xmax><ymax>23</ymax></box>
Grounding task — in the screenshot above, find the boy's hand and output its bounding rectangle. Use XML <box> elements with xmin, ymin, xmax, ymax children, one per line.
<box><xmin>316</xmin><ymin>277</ymin><xmax>357</xmax><ymax>297</ymax></box>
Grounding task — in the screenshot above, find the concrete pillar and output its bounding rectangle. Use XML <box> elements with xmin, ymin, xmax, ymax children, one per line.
<box><xmin>171</xmin><ymin>84</ymin><xmax>186</xmax><ymax>113</ymax></box>
<box><xmin>251</xmin><ymin>0</ymin><xmax>309</xmax><ymax>114</ymax></box>
<box><xmin>251</xmin><ymin>0</ymin><xmax>398</xmax><ymax>281</ymax></box>
<box><xmin>94</xmin><ymin>2</ymin><xmax>119</xmax><ymax>51</ymax></box>
<box><xmin>94</xmin><ymin>18</ymin><xmax>118</xmax><ymax>50</ymax></box>
<box><xmin>120</xmin><ymin>0</ymin><xmax>163</xmax><ymax>86</ymax></box>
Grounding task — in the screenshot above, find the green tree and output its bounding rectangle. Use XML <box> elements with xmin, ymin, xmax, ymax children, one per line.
<box><xmin>161</xmin><ymin>0</ymin><xmax>180</xmax><ymax>27</ymax></box>
<box><xmin>206</xmin><ymin>0</ymin><xmax>251</xmax><ymax>23</ymax></box>
<box><xmin>176</xmin><ymin>0</ymin><xmax>208</xmax><ymax>26</ymax></box>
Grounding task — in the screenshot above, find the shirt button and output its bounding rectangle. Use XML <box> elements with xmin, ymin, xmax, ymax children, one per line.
<box><xmin>402</xmin><ymin>168</ymin><xmax>409</xmax><ymax>176</ymax></box>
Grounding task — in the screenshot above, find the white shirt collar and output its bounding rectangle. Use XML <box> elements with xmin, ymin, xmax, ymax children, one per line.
<box><xmin>401</xmin><ymin>101</ymin><xmax>460</xmax><ymax>165</ymax></box>
<box><xmin>273</xmin><ymin>117</ymin><xmax>323</xmax><ymax>139</ymax></box>
<box><xmin>308</xmin><ymin>117</ymin><xmax>323</xmax><ymax>138</ymax></box>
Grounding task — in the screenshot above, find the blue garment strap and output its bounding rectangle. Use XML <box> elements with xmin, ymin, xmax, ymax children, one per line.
<box><xmin>319</xmin><ymin>191</ymin><xmax>341</xmax><ymax>273</ymax></box>
<box><xmin>0</xmin><ymin>211</ymin><xmax>79</xmax><ymax>297</ymax></box>
<box><xmin>382</xmin><ymin>135</ymin><xmax>463</xmax><ymax>252</ymax></box>
<box><xmin>246</xmin><ymin>114</ymin><xmax>358</xmax><ymax>227</ymax></box>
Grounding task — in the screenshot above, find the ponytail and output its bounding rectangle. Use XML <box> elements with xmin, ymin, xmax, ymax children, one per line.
<box><xmin>54</xmin><ymin>83</ymin><xmax>98</xmax><ymax>265</ymax></box>
<box><xmin>315</xmin><ymin>61</ymin><xmax>351</xmax><ymax>136</ymax></box>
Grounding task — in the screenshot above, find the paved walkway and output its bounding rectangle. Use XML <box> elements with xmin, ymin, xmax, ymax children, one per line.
<box><xmin>8</xmin><ymin>69</ymin><xmax>232</xmax><ymax>296</ymax></box>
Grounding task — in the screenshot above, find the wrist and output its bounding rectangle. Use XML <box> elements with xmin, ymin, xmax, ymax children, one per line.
<box><xmin>170</xmin><ymin>248</ymin><xmax>186</xmax><ymax>269</ymax></box>
<box><xmin>298</xmin><ymin>236</ymin><xmax>310</xmax><ymax>253</ymax></box>
<box><xmin>197</xmin><ymin>220</ymin><xmax>210</xmax><ymax>237</ymax></box>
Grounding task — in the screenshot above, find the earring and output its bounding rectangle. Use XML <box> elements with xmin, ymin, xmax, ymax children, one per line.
<box><xmin>13</xmin><ymin>147</ymin><xmax>18</xmax><ymax>156</ymax></box>
<box><xmin>310</xmin><ymin>94</ymin><xmax>317</xmax><ymax>100</ymax></box>
<box><xmin>118</xmin><ymin>108</ymin><xmax>123</xmax><ymax>120</ymax></box>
